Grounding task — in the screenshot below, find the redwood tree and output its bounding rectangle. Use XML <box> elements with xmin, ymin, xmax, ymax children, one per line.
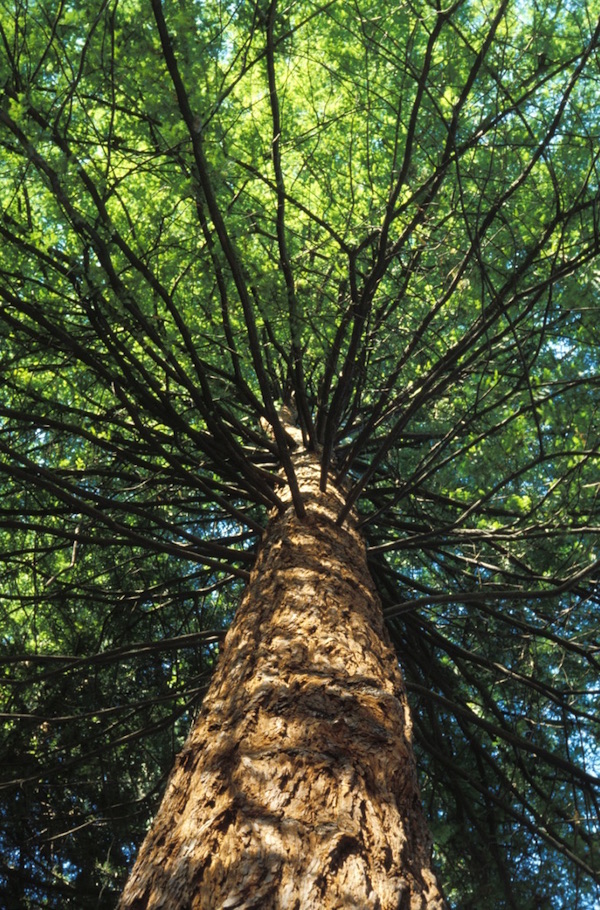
<box><xmin>1</xmin><ymin>1</ymin><xmax>600</xmax><ymax>907</ymax></box>
<box><xmin>119</xmin><ymin>444</ymin><xmax>446</xmax><ymax>908</ymax></box>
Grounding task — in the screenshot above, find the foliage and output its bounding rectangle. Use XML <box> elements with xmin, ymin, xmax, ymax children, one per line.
<box><xmin>1</xmin><ymin>0</ymin><xmax>599</xmax><ymax>906</ymax></box>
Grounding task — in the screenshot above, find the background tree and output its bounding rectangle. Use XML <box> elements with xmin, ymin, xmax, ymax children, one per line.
<box><xmin>1</xmin><ymin>0</ymin><xmax>599</xmax><ymax>906</ymax></box>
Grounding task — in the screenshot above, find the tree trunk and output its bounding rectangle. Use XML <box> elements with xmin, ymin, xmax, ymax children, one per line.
<box><xmin>119</xmin><ymin>453</ymin><xmax>446</xmax><ymax>909</ymax></box>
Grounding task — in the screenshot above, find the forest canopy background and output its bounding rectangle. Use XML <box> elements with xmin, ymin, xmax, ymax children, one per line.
<box><xmin>1</xmin><ymin>0</ymin><xmax>600</xmax><ymax>907</ymax></box>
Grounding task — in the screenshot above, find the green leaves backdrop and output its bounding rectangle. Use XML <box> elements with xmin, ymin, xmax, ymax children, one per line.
<box><xmin>1</xmin><ymin>1</ymin><xmax>599</xmax><ymax>906</ymax></box>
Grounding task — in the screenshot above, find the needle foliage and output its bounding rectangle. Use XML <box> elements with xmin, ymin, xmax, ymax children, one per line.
<box><xmin>1</xmin><ymin>1</ymin><xmax>599</xmax><ymax>907</ymax></box>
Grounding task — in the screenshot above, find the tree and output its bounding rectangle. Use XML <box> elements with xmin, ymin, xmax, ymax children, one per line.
<box><xmin>1</xmin><ymin>0</ymin><xmax>599</xmax><ymax>906</ymax></box>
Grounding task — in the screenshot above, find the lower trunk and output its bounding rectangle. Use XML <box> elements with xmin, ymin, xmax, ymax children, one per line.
<box><xmin>119</xmin><ymin>456</ymin><xmax>446</xmax><ymax>909</ymax></box>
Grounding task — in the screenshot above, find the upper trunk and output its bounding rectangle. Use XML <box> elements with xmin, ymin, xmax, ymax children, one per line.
<box><xmin>119</xmin><ymin>452</ymin><xmax>446</xmax><ymax>909</ymax></box>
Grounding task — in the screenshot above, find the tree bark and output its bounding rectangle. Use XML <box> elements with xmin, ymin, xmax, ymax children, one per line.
<box><xmin>119</xmin><ymin>453</ymin><xmax>446</xmax><ymax>909</ymax></box>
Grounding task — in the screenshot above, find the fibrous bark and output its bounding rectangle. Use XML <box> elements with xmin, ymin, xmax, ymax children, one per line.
<box><xmin>119</xmin><ymin>453</ymin><xmax>446</xmax><ymax>909</ymax></box>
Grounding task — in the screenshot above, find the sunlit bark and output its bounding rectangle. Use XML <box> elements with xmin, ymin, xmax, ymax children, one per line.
<box><xmin>119</xmin><ymin>452</ymin><xmax>446</xmax><ymax>909</ymax></box>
